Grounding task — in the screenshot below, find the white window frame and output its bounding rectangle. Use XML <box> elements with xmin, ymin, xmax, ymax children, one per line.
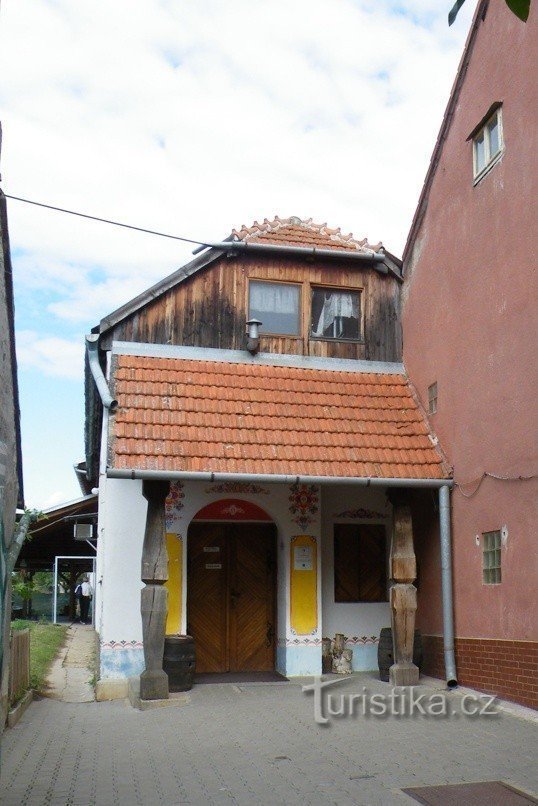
<box><xmin>473</xmin><ymin>107</ymin><xmax>504</xmax><ymax>183</ymax></box>
<box><xmin>482</xmin><ymin>530</ymin><xmax>502</xmax><ymax>585</ymax></box>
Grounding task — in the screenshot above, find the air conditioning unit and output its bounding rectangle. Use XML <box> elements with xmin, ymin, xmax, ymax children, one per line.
<box><xmin>74</xmin><ymin>522</ymin><xmax>93</xmax><ymax>541</ymax></box>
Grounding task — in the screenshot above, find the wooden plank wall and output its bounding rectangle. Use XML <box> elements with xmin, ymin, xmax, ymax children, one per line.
<box><xmin>9</xmin><ymin>628</ymin><xmax>30</xmax><ymax>703</ymax></box>
<box><xmin>104</xmin><ymin>254</ymin><xmax>402</xmax><ymax>362</ymax></box>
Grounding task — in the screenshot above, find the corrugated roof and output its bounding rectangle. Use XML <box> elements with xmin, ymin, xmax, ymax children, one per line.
<box><xmin>109</xmin><ymin>354</ymin><xmax>448</xmax><ymax>480</ymax></box>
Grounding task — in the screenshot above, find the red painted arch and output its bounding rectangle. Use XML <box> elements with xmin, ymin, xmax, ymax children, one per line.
<box><xmin>192</xmin><ymin>498</ymin><xmax>272</xmax><ymax>522</ymax></box>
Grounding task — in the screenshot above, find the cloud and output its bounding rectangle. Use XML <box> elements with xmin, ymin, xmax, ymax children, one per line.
<box><xmin>1</xmin><ymin>0</ymin><xmax>476</xmax><ymax>506</ymax></box>
<box><xmin>1</xmin><ymin>1</ymin><xmax>475</xmax><ymax>294</ymax></box>
<box><xmin>16</xmin><ymin>331</ymin><xmax>84</xmax><ymax>380</ymax></box>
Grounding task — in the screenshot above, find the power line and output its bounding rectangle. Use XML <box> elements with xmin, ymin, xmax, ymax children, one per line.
<box><xmin>455</xmin><ymin>471</ymin><xmax>536</xmax><ymax>499</ymax></box>
<box><xmin>3</xmin><ymin>193</ymin><xmax>213</xmax><ymax>248</ymax></box>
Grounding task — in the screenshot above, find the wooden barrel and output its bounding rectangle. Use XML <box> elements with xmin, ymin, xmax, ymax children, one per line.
<box><xmin>321</xmin><ymin>638</ymin><xmax>332</xmax><ymax>674</ymax></box>
<box><xmin>377</xmin><ymin>628</ymin><xmax>423</xmax><ymax>682</ymax></box>
<box><xmin>163</xmin><ymin>635</ymin><xmax>196</xmax><ymax>692</ymax></box>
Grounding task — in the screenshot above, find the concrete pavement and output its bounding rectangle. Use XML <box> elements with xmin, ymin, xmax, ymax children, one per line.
<box><xmin>2</xmin><ymin>671</ymin><xmax>537</xmax><ymax>805</ymax></box>
<box><xmin>44</xmin><ymin>624</ymin><xmax>96</xmax><ymax>703</ymax></box>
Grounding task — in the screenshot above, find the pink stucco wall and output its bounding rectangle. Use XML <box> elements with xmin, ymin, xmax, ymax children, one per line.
<box><xmin>403</xmin><ymin>0</ymin><xmax>537</xmax><ymax>641</ymax></box>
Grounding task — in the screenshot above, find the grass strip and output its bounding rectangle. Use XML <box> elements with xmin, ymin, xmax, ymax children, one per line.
<box><xmin>11</xmin><ymin>620</ymin><xmax>68</xmax><ymax>691</ymax></box>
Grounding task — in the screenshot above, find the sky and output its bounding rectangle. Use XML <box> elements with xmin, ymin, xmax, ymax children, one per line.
<box><xmin>0</xmin><ymin>0</ymin><xmax>476</xmax><ymax>509</ymax></box>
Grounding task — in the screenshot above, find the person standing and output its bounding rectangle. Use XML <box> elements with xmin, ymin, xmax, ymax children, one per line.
<box><xmin>79</xmin><ymin>577</ymin><xmax>93</xmax><ymax>624</ymax></box>
<box><xmin>74</xmin><ymin>581</ymin><xmax>83</xmax><ymax>621</ymax></box>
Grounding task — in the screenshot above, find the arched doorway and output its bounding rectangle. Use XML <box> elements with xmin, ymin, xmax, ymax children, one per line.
<box><xmin>187</xmin><ymin>500</ymin><xmax>276</xmax><ymax>674</ymax></box>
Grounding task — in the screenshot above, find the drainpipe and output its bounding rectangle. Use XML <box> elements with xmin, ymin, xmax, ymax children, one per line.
<box><xmin>86</xmin><ymin>334</ymin><xmax>117</xmax><ymax>411</ymax></box>
<box><xmin>439</xmin><ymin>484</ymin><xmax>458</xmax><ymax>687</ymax></box>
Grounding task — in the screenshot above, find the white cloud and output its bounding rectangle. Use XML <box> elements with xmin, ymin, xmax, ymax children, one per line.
<box><xmin>16</xmin><ymin>331</ymin><xmax>84</xmax><ymax>380</ymax></box>
<box><xmin>1</xmin><ymin>0</ymin><xmax>476</xmax><ymax>505</ymax></box>
<box><xmin>1</xmin><ymin>1</ymin><xmax>475</xmax><ymax>324</ymax></box>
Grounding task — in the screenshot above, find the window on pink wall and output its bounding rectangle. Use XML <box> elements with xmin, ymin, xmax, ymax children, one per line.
<box><xmin>483</xmin><ymin>530</ymin><xmax>502</xmax><ymax>584</ymax></box>
<box><xmin>472</xmin><ymin>106</ymin><xmax>504</xmax><ymax>182</ymax></box>
<box><xmin>428</xmin><ymin>382</ymin><xmax>437</xmax><ymax>415</ymax></box>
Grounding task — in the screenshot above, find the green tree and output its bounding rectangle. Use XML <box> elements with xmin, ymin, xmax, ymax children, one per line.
<box><xmin>449</xmin><ymin>0</ymin><xmax>530</xmax><ymax>25</ymax></box>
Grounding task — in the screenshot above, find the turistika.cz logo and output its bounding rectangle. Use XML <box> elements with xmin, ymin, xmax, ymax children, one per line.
<box><xmin>302</xmin><ymin>677</ymin><xmax>499</xmax><ymax>725</ymax></box>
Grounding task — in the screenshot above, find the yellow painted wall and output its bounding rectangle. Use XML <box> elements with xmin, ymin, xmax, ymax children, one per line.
<box><xmin>290</xmin><ymin>535</ymin><xmax>318</xmax><ymax>635</ymax></box>
<box><xmin>165</xmin><ymin>533</ymin><xmax>183</xmax><ymax>635</ymax></box>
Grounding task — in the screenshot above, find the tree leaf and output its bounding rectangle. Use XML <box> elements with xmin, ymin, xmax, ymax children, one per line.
<box><xmin>448</xmin><ymin>0</ymin><xmax>467</xmax><ymax>26</ymax></box>
<box><xmin>449</xmin><ymin>0</ymin><xmax>530</xmax><ymax>26</ymax></box>
<box><xmin>505</xmin><ymin>0</ymin><xmax>530</xmax><ymax>20</ymax></box>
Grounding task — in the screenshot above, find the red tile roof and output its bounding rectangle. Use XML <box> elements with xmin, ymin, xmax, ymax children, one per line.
<box><xmin>109</xmin><ymin>354</ymin><xmax>448</xmax><ymax>480</ymax></box>
<box><xmin>231</xmin><ymin>216</ymin><xmax>383</xmax><ymax>253</ymax></box>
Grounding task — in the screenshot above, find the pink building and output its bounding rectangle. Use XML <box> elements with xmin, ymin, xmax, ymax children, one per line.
<box><xmin>402</xmin><ymin>0</ymin><xmax>537</xmax><ymax>708</ymax></box>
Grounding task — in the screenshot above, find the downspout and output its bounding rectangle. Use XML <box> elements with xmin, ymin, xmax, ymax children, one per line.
<box><xmin>439</xmin><ymin>484</ymin><xmax>458</xmax><ymax>687</ymax></box>
<box><xmin>86</xmin><ymin>334</ymin><xmax>117</xmax><ymax>411</ymax></box>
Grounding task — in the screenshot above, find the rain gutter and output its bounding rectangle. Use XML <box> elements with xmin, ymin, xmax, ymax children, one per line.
<box><xmin>107</xmin><ymin>468</ymin><xmax>452</xmax><ymax>489</ymax></box>
<box><xmin>86</xmin><ymin>334</ymin><xmax>117</xmax><ymax>411</ymax></box>
<box><xmin>439</xmin><ymin>484</ymin><xmax>458</xmax><ymax>687</ymax></box>
<box><xmin>193</xmin><ymin>240</ymin><xmax>389</xmax><ymax>273</ymax></box>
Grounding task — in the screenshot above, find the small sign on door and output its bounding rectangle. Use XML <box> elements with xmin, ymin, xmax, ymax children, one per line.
<box><xmin>203</xmin><ymin>546</ymin><xmax>220</xmax><ymax>553</ymax></box>
<box><xmin>294</xmin><ymin>545</ymin><xmax>313</xmax><ymax>571</ymax></box>
<box><xmin>205</xmin><ymin>563</ymin><xmax>222</xmax><ymax>570</ymax></box>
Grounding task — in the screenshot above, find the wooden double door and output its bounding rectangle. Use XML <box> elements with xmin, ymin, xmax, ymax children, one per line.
<box><xmin>187</xmin><ymin>523</ymin><xmax>276</xmax><ymax>673</ymax></box>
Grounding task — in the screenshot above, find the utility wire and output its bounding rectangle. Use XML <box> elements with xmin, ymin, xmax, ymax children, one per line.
<box><xmin>3</xmin><ymin>193</ymin><xmax>213</xmax><ymax>248</ymax></box>
<box><xmin>454</xmin><ymin>471</ymin><xmax>536</xmax><ymax>499</ymax></box>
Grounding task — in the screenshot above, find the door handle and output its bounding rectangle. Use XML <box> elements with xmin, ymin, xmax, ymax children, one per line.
<box><xmin>230</xmin><ymin>590</ymin><xmax>240</xmax><ymax>607</ymax></box>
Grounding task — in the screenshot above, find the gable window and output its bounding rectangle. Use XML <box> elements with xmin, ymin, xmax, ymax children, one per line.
<box><xmin>428</xmin><ymin>382</ymin><xmax>438</xmax><ymax>414</ymax></box>
<box><xmin>311</xmin><ymin>287</ymin><xmax>361</xmax><ymax>340</ymax></box>
<box><xmin>334</xmin><ymin>524</ymin><xmax>387</xmax><ymax>602</ymax></box>
<box><xmin>472</xmin><ymin>106</ymin><xmax>503</xmax><ymax>181</ymax></box>
<box><xmin>483</xmin><ymin>530</ymin><xmax>502</xmax><ymax>584</ymax></box>
<box><xmin>249</xmin><ymin>280</ymin><xmax>301</xmax><ymax>336</ymax></box>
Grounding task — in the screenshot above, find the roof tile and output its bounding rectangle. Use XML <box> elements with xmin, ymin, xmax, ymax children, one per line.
<box><xmin>109</xmin><ymin>354</ymin><xmax>449</xmax><ymax>480</ymax></box>
<box><xmin>231</xmin><ymin>216</ymin><xmax>382</xmax><ymax>253</ymax></box>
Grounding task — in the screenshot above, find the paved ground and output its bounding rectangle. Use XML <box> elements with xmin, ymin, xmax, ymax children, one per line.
<box><xmin>2</xmin><ymin>671</ymin><xmax>537</xmax><ymax>805</ymax></box>
<box><xmin>44</xmin><ymin>624</ymin><xmax>96</xmax><ymax>703</ymax></box>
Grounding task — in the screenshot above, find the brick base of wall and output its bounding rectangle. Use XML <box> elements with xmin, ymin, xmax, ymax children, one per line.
<box><xmin>421</xmin><ymin>635</ymin><xmax>537</xmax><ymax>709</ymax></box>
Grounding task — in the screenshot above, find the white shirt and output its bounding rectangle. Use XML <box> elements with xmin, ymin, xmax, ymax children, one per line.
<box><xmin>81</xmin><ymin>581</ymin><xmax>92</xmax><ymax>597</ymax></box>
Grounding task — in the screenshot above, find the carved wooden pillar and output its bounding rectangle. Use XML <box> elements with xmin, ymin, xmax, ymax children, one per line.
<box><xmin>389</xmin><ymin>500</ymin><xmax>419</xmax><ymax>686</ymax></box>
<box><xmin>140</xmin><ymin>480</ymin><xmax>170</xmax><ymax>700</ymax></box>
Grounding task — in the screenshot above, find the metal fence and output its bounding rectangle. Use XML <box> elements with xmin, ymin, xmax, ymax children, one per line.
<box><xmin>9</xmin><ymin>628</ymin><xmax>30</xmax><ymax>703</ymax></box>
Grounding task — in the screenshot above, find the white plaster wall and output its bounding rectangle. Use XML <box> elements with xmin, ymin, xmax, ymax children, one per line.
<box><xmin>94</xmin><ymin>475</ymin><xmax>105</xmax><ymax>636</ymax></box>
<box><xmin>98</xmin><ymin>476</ymin><xmax>325</xmax><ymax>651</ymax></box>
<box><xmin>99</xmin><ymin>477</ymin><xmax>147</xmax><ymax>643</ymax></box>
<box><xmin>166</xmin><ymin>479</ymin><xmax>322</xmax><ymax>644</ymax></box>
<box><xmin>97</xmin><ymin>474</ymin><xmax>394</xmax><ymax>666</ymax></box>
<box><xmin>321</xmin><ymin>485</ymin><xmax>392</xmax><ymax>641</ymax></box>
<box><xmin>94</xmin><ymin>403</ymin><xmax>110</xmax><ymax>638</ymax></box>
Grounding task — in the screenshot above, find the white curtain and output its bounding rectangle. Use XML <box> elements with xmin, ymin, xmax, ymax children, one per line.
<box><xmin>313</xmin><ymin>292</ymin><xmax>359</xmax><ymax>337</ymax></box>
<box><xmin>250</xmin><ymin>282</ymin><xmax>298</xmax><ymax>314</ymax></box>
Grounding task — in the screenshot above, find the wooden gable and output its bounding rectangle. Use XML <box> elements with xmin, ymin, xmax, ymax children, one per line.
<box><xmin>101</xmin><ymin>252</ymin><xmax>402</xmax><ymax>362</ymax></box>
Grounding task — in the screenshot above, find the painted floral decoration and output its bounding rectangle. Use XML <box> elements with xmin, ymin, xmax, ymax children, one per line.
<box><xmin>334</xmin><ymin>508</ymin><xmax>386</xmax><ymax>519</ymax></box>
<box><xmin>289</xmin><ymin>483</ymin><xmax>319</xmax><ymax>530</ymax></box>
<box><xmin>165</xmin><ymin>481</ymin><xmax>185</xmax><ymax>528</ymax></box>
<box><xmin>205</xmin><ymin>481</ymin><xmax>268</xmax><ymax>495</ymax></box>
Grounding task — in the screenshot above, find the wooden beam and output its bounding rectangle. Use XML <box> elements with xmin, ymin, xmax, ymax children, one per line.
<box><xmin>139</xmin><ymin>480</ymin><xmax>170</xmax><ymax>700</ymax></box>
<box><xmin>389</xmin><ymin>503</ymin><xmax>419</xmax><ymax>686</ymax></box>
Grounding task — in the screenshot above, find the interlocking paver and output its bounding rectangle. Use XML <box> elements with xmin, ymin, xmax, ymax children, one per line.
<box><xmin>2</xmin><ymin>674</ymin><xmax>537</xmax><ymax>805</ymax></box>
